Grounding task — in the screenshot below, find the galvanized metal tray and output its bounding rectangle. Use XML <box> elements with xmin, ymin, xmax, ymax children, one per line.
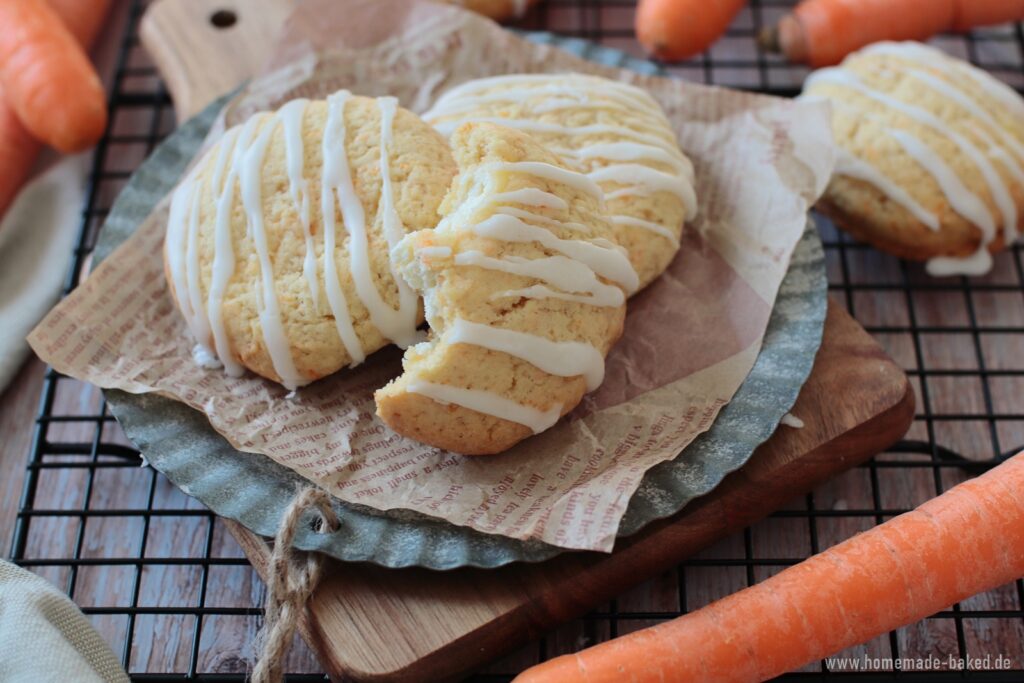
<box><xmin>98</xmin><ymin>35</ymin><xmax>827</xmax><ymax>570</ymax></box>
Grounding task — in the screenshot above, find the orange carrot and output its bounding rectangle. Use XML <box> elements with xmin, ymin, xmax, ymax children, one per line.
<box><xmin>0</xmin><ymin>0</ymin><xmax>111</xmax><ymax>216</ymax></box>
<box><xmin>514</xmin><ymin>452</ymin><xmax>1024</xmax><ymax>683</ymax></box>
<box><xmin>635</xmin><ymin>0</ymin><xmax>748</xmax><ymax>62</ymax></box>
<box><xmin>0</xmin><ymin>90</ymin><xmax>40</xmax><ymax>216</ymax></box>
<box><xmin>953</xmin><ymin>0</ymin><xmax>1024</xmax><ymax>32</ymax></box>
<box><xmin>46</xmin><ymin>0</ymin><xmax>114</xmax><ymax>47</ymax></box>
<box><xmin>763</xmin><ymin>0</ymin><xmax>1024</xmax><ymax>67</ymax></box>
<box><xmin>0</xmin><ymin>0</ymin><xmax>108</xmax><ymax>153</ymax></box>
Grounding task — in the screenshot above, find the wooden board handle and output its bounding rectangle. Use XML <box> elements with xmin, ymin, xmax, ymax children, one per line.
<box><xmin>140</xmin><ymin>0</ymin><xmax>291</xmax><ymax>121</ymax></box>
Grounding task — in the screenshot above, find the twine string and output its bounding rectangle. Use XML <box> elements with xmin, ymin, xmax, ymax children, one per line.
<box><xmin>251</xmin><ymin>487</ymin><xmax>339</xmax><ymax>683</ymax></box>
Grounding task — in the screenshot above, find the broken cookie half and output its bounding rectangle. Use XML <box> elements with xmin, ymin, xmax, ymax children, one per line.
<box><xmin>374</xmin><ymin>122</ymin><xmax>638</xmax><ymax>455</ymax></box>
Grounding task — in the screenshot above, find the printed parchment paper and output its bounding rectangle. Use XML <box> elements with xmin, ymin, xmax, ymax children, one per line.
<box><xmin>29</xmin><ymin>0</ymin><xmax>835</xmax><ymax>553</ymax></box>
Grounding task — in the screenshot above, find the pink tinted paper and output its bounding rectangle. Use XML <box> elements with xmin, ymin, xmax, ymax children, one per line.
<box><xmin>29</xmin><ymin>0</ymin><xmax>834</xmax><ymax>552</ymax></box>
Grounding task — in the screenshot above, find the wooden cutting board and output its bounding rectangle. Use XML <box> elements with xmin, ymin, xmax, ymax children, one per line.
<box><xmin>141</xmin><ymin>3</ymin><xmax>915</xmax><ymax>680</ymax></box>
<box><xmin>140</xmin><ymin>0</ymin><xmax>291</xmax><ymax>122</ymax></box>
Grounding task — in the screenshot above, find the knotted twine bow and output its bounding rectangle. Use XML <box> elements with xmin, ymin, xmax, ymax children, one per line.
<box><xmin>251</xmin><ymin>487</ymin><xmax>339</xmax><ymax>683</ymax></box>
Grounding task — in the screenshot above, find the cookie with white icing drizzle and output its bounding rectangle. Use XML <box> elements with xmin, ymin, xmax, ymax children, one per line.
<box><xmin>423</xmin><ymin>73</ymin><xmax>697</xmax><ymax>290</ymax></box>
<box><xmin>801</xmin><ymin>42</ymin><xmax>1024</xmax><ymax>277</ymax></box>
<box><xmin>374</xmin><ymin>122</ymin><xmax>635</xmax><ymax>455</ymax></box>
<box><xmin>164</xmin><ymin>92</ymin><xmax>457</xmax><ymax>389</ymax></box>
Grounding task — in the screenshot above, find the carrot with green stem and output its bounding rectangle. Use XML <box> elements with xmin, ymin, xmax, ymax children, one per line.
<box><xmin>635</xmin><ymin>0</ymin><xmax>748</xmax><ymax>62</ymax></box>
<box><xmin>761</xmin><ymin>0</ymin><xmax>1024</xmax><ymax>67</ymax></box>
<box><xmin>0</xmin><ymin>0</ymin><xmax>108</xmax><ymax>153</ymax></box>
<box><xmin>515</xmin><ymin>451</ymin><xmax>1024</xmax><ymax>683</ymax></box>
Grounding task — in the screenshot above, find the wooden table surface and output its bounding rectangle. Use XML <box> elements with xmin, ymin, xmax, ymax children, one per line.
<box><xmin>2</xmin><ymin>1</ymin><xmax>1024</xmax><ymax>680</ymax></box>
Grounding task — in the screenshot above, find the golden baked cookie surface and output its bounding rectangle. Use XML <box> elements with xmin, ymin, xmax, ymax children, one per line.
<box><xmin>802</xmin><ymin>42</ymin><xmax>1024</xmax><ymax>276</ymax></box>
<box><xmin>164</xmin><ymin>94</ymin><xmax>457</xmax><ymax>388</ymax></box>
<box><xmin>423</xmin><ymin>73</ymin><xmax>697</xmax><ymax>289</ymax></box>
<box><xmin>375</xmin><ymin>122</ymin><xmax>635</xmax><ymax>455</ymax></box>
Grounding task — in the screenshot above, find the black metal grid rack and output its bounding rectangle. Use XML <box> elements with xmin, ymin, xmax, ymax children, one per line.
<box><xmin>8</xmin><ymin>0</ymin><xmax>1024</xmax><ymax>681</ymax></box>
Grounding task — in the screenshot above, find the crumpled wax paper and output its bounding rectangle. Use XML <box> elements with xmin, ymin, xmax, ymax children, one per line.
<box><xmin>29</xmin><ymin>0</ymin><xmax>835</xmax><ymax>552</ymax></box>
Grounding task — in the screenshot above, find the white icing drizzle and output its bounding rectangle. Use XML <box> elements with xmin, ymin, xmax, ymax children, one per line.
<box><xmin>170</xmin><ymin>91</ymin><xmax>421</xmax><ymax>384</ymax></box>
<box><xmin>426</xmin><ymin>78</ymin><xmax>674</xmax><ymax>159</ymax></box>
<box><xmin>403</xmin><ymin>181</ymin><xmax>621</xmax><ymax>430</ymax></box>
<box><xmin>192</xmin><ymin>344</ymin><xmax>223</xmax><ymax>370</ymax></box>
<box><xmin>860</xmin><ymin>42</ymin><xmax>948</xmax><ymax>64</ymax></box>
<box><xmin>833</xmin><ymin>150</ymin><xmax>940</xmax><ymax>231</ymax></box>
<box><xmin>957</xmin><ymin>123</ymin><xmax>1024</xmax><ymax>247</ymax></box>
<box><xmin>780</xmin><ymin>413</ymin><xmax>805</xmax><ymax>429</ymax></box>
<box><xmin>866</xmin><ymin>56</ymin><xmax>1024</xmax><ymax>244</ymax></box>
<box><xmin>447</xmin><ymin>317</ymin><xmax>605</xmax><ymax>390</ymax></box>
<box><xmin>207</xmin><ymin>124</ymin><xmax>250</xmax><ymax>378</ymax></box>
<box><xmin>491</xmin><ymin>188</ymin><xmax>567</xmax><ymax>209</ymax></box>
<box><xmin>531</xmin><ymin>99</ymin><xmax>653</xmax><ymax>117</ymax></box>
<box><xmin>172</xmin><ymin>110</ymin><xmax>314</xmax><ymax>380</ymax></box>
<box><xmin>240</xmin><ymin>118</ymin><xmax>307</xmax><ymax>390</ymax></box>
<box><xmin>166</xmin><ymin>178</ymin><xmax>203</xmax><ymax>341</ymax></box>
<box><xmin>805</xmin><ymin>60</ymin><xmax>1023</xmax><ymax>276</ymax></box>
<box><xmin>430</xmin><ymin>88</ymin><xmax>669</xmax><ymax>132</ymax></box>
<box><xmin>864</xmin><ymin>60</ymin><xmax>1024</xmax><ymax>240</ymax></box>
<box><xmin>488</xmin><ymin>161</ymin><xmax>604</xmax><ymax>200</ymax></box>
<box><xmin>278</xmin><ymin>98</ymin><xmax>319</xmax><ymax>311</ymax></box>
<box><xmin>862</xmin><ymin>42</ymin><xmax>1024</xmax><ymax>121</ymax></box>
<box><xmin>427</xmin><ymin>74</ymin><xmax>663</xmax><ymax>112</ymax></box>
<box><xmin>814</xmin><ymin>93</ymin><xmax>1013</xmax><ymax>236</ymax></box>
<box><xmin>417</xmin><ymin>246</ymin><xmax>452</xmax><ymax>258</ymax></box>
<box><xmin>320</xmin><ymin>90</ymin><xmax>366</xmax><ymax>364</ymax></box>
<box><xmin>399</xmin><ymin>92</ymin><xmax>667</xmax><ymax>430</ymax></box>
<box><xmin>959</xmin><ymin>63</ymin><xmax>1024</xmax><ymax>122</ymax></box>
<box><xmin>470</xmin><ymin>212</ymin><xmax>639</xmax><ymax>293</ymax></box>
<box><xmin>210</xmin><ymin>125</ymin><xmax>238</xmax><ymax>193</ymax></box>
<box><xmin>589</xmin><ymin>163</ymin><xmax>697</xmax><ymax>217</ymax></box>
<box><xmin>495</xmin><ymin>284</ymin><xmax>615</xmax><ymax>306</ymax></box>
<box><xmin>890</xmin><ymin>130</ymin><xmax>997</xmax><ymax>274</ymax></box>
<box><xmin>338</xmin><ymin>96</ymin><xmax>420</xmax><ymax>349</ymax></box>
<box><xmin>806</xmin><ymin>68</ymin><xmax>1015</xmax><ymax>233</ymax></box>
<box><xmin>432</xmin><ymin>117</ymin><xmax>675</xmax><ymax>147</ymax></box>
<box><xmin>373</xmin><ymin>96</ymin><xmax>421</xmax><ymax>347</ymax></box>
<box><xmin>896</xmin><ymin>65</ymin><xmax>1024</xmax><ymax>166</ymax></box>
<box><xmin>611</xmin><ymin>215</ymin><xmax>681</xmax><ymax>245</ymax></box>
<box><xmin>406</xmin><ymin>380</ymin><xmax>562</xmax><ymax>434</ymax></box>
<box><xmin>183</xmin><ymin>181</ymin><xmax>208</xmax><ymax>342</ymax></box>
<box><xmin>454</xmin><ymin>250</ymin><xmax>625</xmax><ymax>307</ymax></box>
<box><xmin>322</xmin><ymin>93</ymin><xmax>422</xmax><ymax>360</ymax></box>
<box><xmin>567</xmin><ymin>141</ymin><xmax>693</xmax><ymax>179</ymax></box>
<box><xmin>889</xmin><ymin>131</ymin><xmax>996</xmax><ymax>243</ymax></box>
<box><xmin>494</xmin><ymin>206</ymin><xmax>589</xmax><ymax>234</ymax></box>
<box><xmin>425</xmin><ymin>74</ymin><xmax>697</xmax><ymax>244</ymax></box>
<box><xmin>926</xmin><ymin>248</ymin><xmax>994</xmax><ymax>278</ymax></box>
<box><xmin>399</xmin><ymin>143</ymin><xmax>635</xmax><ymax>435</ymax></box>
<box><xmin>403</xmin><ymin>150</ymin><xmax>626</xmax><ymax>430</ymax></box>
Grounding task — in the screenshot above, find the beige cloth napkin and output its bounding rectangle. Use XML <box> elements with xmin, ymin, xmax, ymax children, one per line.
<box><xmin>0</xmin><ymin>559</ymin><xmax>129</xmax><ymax>683</ymax></box>
<box><xmin>0</xmin><ymin>155</ymin><xmax>88</xmax><ymax>394</ymax></box>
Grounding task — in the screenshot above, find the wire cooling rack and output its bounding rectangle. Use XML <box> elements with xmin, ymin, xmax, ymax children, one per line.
<box><xmin>8</xmin><ymin>0</ymin><xmax>1024</xmax><ymax>681</ymax></box>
